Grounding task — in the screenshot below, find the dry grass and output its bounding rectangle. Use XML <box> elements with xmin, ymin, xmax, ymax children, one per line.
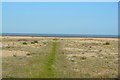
<box><xmin>2</xmin><ymin>36</ymin><xmax>118</xmax><ymax>78</ymax></box>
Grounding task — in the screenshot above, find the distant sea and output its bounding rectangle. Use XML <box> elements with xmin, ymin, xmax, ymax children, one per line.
<box><xmin>1</xmin><ymin>33</ymin><xmax>119</xmax><ymax>38</ymax></box>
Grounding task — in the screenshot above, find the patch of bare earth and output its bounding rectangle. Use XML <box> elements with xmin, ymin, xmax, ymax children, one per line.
<box><xmin>66</xmin><ymin>53</ymin><xmax>97</xmax><ymax>58</ymax></box>
<box><xmin>1</xmin><ymin>50</ymin><xmax>30</xmax><ymax>57</ymax></box>
<box><xmin>64</xmin><ymin>47</ymin><xmax>83</xmax><ymax>51</ymax></box>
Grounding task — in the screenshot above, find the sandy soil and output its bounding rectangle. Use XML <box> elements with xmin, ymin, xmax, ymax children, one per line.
<box><xmin>1</xmin><ymin>36</ymin><xmax>118</xmax><ymax>40</ymax></box>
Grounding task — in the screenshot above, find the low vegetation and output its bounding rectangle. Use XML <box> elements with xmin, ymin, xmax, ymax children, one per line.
<box><xmin>2</xmin><ymin>36</ymin><xmax>118</xmax><ymax>78</ymax></box>
<box><xmin>22</xmin><ymin>42</ymin><xmax>27</xmax><ymax>45</ymax></box>
<box><xmin>104</xmin><ymin>42</ymin><xmax>110</xmax><ymax>45</ymax></box>
<box><xmin>31</xmin><ymin>40</ymin><xmax>38</xmax><ymax>44</ymax></box>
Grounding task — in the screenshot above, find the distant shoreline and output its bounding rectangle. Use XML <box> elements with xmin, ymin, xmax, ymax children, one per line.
<box><xmin>1</xmin><ymin>34</ymin><xmax>118</xmax><ymax>38</ymax></box>
<box><xmin>1</xmin><ymin>33</ymin><xmax>118</xmax><ymax>38</ymax></box>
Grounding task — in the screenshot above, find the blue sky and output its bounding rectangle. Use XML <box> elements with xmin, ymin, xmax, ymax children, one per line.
<box><xmin>2</xmin><ymin>2</ymin><xmax>118</xmax><ymax>35</ymax></box>
<box><xmin>0</xmin><ymin>2</ymin><xmax>2</xmax><ymax>33</ymax></box>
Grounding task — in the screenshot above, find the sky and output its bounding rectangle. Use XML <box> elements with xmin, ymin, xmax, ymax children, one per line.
<box><xmin>0</xmin><ymin>2</ymin><xmax>2</xmax><ymax>33</ymax></box>
<box><xmin>2</xmin><ymin>2</ymin><xmax>118</xmax><ymax>35</ymax></box>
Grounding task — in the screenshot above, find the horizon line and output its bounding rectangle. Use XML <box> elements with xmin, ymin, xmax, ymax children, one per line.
<box><xmin>1</xmin><ymin>33</ymin><xmax>118</xmax><ymax>36</ymax></box>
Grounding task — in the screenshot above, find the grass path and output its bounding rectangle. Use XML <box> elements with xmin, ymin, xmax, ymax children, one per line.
<box><xmin>42</xmin><ymin>42</ymin><xmax>58</xmax><ymax>78</ymax></box>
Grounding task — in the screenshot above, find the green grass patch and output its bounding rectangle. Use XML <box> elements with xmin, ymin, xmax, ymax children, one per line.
<box><xmin>42</xmin><ymin>42</ymin><xmax>58</xmax><ymax>78</ymax></box>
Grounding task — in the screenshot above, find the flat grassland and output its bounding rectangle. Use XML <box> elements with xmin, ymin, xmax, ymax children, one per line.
<box><xmin>1</xmin><ymin>36</ymin><xmax>118</xmax><ymax>78</ymax></box>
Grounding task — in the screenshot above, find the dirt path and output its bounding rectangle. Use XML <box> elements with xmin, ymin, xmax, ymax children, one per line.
<box><xmin>42</xmin><ymin>42</ymin><xmax>58</xmax><ymax>77</ymax></box>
